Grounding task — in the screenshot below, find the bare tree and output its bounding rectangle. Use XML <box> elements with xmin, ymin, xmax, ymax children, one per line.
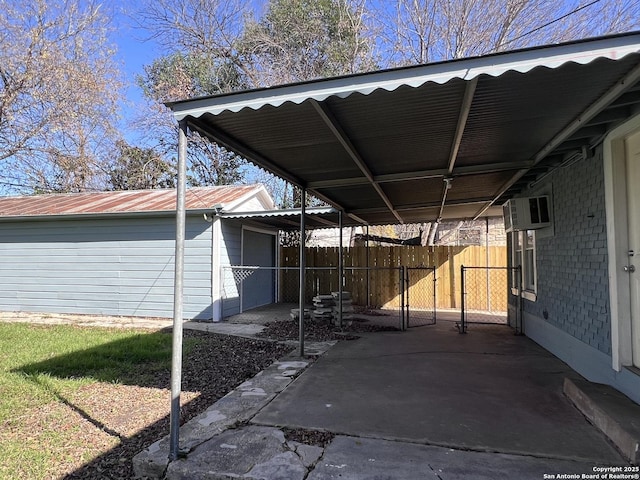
<box><xmin>240</xmin><ymin>0</ymin><xmax>376</xmax><ymax>85</ymax></box>
<box><xmin>374</xmin><ymin>0</ymin><xmax>640</xmax><ymax>65</ymax></box>
<box><xmin>0</xmin><ymin>0</ymin><xmax>123</xmax><ymax>193</ymax></box>
<box><xmin>133</xmin><ymin>0</ymin><xmax>376</xmax><ymax>203</ymax></box>
<box><xmin>138</xmin><ymin>0</ymin><xmax>375</xmax><ymax>90</ymax></box>
<box><xmin>137</xmin><ymin>0</ymin><xmax>260</xmax><ymax>89</ymax></box>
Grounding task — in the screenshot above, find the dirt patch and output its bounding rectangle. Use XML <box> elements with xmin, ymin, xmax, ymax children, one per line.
<box><xmin>283</xmin><ymin>427</ymin><xmax>335</xmax><ymax>448</ymax></box>
<box><xmin>258</xmin><ymin>318</ymin><xmax>399</xmax><ymax>341</ymax></box>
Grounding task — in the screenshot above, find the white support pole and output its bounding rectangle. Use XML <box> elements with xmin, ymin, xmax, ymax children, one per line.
<box><xmin>338</xmin><ymin>209</ymin><xmax>343</xmax><ymax>329</ymax></box>
<box><xmin>169</xmin><ymin>119</ymin><xmax>188</xmax><ymax>461</ymax></box>
<box><xmin>298</xmin><ymin>189</ymin><xmax>306</xmax><ymax>357</ymax></box>
<box><xmin>366</xmin><ymin>225</ymin><xmax>370</xmax><ymax>307</ymax></box>
<box><xmin>486</xmin><ymin>217</ymin><xmax>491</xmax><ymax>312</ymax></box>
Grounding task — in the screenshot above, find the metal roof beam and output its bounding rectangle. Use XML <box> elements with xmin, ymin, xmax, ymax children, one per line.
<box><xmin>187</xmin><ymin>118</ymin><xmax>305</xmax><ymax>189</ymax></box>
<box><xmin>477</xmin><ymin>61</ymin><xmax>640</xmax><ymax>220</ymax></box>
<box><xmin>310</xmin><ymin>99</ymin><xmax>404</xmax><ymax>224</ymax></box>
<box><xmin>189</xmin><ymin>117</ymin><xmax>362</xmax><ymax>220</ymax></box>
<box><xmin>452</xmin><ymin>161</ymin><xmax>531</xmax><ymax>176</ymax></box>
<box><xmin>567</xmin><ymin>125</ymin><xmax>607</xmax><ymax>140</ymax></box>
<box><xmin>397</xmin><ymin>196</ymin><xmax>494</xmax><ymax>211</ymax></box>
<box><xmin>352</xmin><ymin>197</ymin><xmax>493</xmax><ymax>214</ymax></box>
<box><xmin>438</xmin><ymin>78</ymin><xmax>477</xmax><ymax>222</ymax></box>
<box><xmin>308</xmin><ymin>177</ymin><xmax>370</xmax><ymax>188</ymax></box>
<box><xmin>308</xmin><ymin>161</ymin><xmax>528</xmax><ymax>189</ymax></box>
<box><xmin>610</xmin><ymin>88</ymin><xmax>640</xmax><ymax>107</ymax></box>
<box><xmin>447</xmin><ymin>78</ymin><xmax>478</xmax><ymax>174</ymax></box>
<box><xmin>584</xmin><ymin>106</ymin><xmax>630</xmax><ymax>126</ymax></box>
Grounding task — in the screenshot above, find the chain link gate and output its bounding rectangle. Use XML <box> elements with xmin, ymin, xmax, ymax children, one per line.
<box><xmin>405</xmin><ymin>266</ymin><xmax>436</xmax><ymax>327</ymax></box>
<box><xmin>221</xmin><ymin>265</ymin><xmax>405</xmax><ymax>330</ymax></box>
<box><xmin>459</xmin><ymin>265</ymin><xmax>522</xmax><ymax>334</ymax></box>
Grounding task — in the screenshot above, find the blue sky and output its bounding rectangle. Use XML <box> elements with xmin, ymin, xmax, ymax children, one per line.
<box><xmin>108</xmin><ymin>5</ymin><xmax>160</xmax><ymax>142</ymax></box>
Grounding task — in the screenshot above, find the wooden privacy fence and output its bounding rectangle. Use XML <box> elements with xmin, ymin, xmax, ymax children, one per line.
<box><xmin>280</xmin><ymin>245</ymin><xmax>508</xmax><ymax>311</ymax></box>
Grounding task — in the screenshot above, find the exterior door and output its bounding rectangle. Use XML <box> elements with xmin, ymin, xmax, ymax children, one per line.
<box><xmin>242</xmin><ymin>229</ymin><xmax>275</xmax><ymax>311</ymax></box>
<box><xmin>625</xmin><ymin>129</ymin><xmax>640</xmax><ymax>368</ymax></box>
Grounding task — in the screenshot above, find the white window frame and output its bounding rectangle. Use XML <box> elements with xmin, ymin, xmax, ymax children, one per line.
<box><xmin>511</xmin><ymin>230</ymin><xmax>537</xmax><ymax>301</ymax></box>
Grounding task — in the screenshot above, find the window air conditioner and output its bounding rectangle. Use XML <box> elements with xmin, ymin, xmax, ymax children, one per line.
<box><xmin>503</xmin><ymin>196</ymin><xmax>551</xmax><ymax>232</ymax></box>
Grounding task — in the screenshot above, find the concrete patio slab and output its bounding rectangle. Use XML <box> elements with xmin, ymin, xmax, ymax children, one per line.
<box><xmin>252</xmin><ymin>322</ymin><xmax>626</xmax><ymax>464</ymax></box>
<box><xmin>308</xmin><ymin>436</ymin><xmax>609</xmax><ymax>480</ymax></box>
<box><xmin>564</xmin><ymin>377</ymin><xmax>640</xmax><ymax>464</ymax></box>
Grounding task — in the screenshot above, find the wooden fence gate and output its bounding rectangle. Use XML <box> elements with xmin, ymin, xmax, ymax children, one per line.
<box><xmin>280</xmin><ymin>245</ymin><xmax>507</xmax><ymax>313</ymax></box>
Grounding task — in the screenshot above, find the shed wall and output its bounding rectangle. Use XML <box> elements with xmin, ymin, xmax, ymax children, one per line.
<box><xmin>0</xmin><ymin>215</ymin><xmax>213</xmax><ymax>319</ymax></box>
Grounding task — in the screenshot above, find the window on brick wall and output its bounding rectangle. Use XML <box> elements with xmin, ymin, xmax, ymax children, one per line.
<box><xmin>511</xmin><ymin>230</ymin><xmax>537</xmax><ymax>300</ymax></box>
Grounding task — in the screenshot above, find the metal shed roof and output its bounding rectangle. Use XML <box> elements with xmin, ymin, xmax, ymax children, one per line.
<box><xmin>168</xmin><ymin>32</ymin><xmax>640</xmax><ymax>226</ymax></box>
<box><xmin>0</xmin><ymin>185</ymin><xmax>267</xmax><ymax>220</ymax></box>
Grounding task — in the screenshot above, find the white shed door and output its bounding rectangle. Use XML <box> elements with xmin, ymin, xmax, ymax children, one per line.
<box><xmin>242</xmin><ymin>230</ymin><xmax>275</xmax><ymax>311</ymax></box>
<box><xmin>625</xmin><ymin>129</ymin><xmax>640</xmax><ymax>368</ymax></box>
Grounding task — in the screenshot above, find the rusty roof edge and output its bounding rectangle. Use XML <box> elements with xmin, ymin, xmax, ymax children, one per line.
<box><xmin>0</xmin><ymin>185</ymin><xmax>268</xmax><ymax>218</ymax></box>
<box><xmin>0</xmin><ymin>209</ymin><xmax>217</xmax><ymax>223</ymax></box>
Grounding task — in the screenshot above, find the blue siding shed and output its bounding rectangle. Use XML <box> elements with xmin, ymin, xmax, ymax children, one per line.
<box><xmin>0</xmin><ymin>185</ymin><xmax>276</xmax><ymax>322</ymax></box>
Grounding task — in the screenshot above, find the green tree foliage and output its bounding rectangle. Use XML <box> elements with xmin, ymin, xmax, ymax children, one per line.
<box><xmin>136</xmin><ymin>0</ymin><xmax>374</xmax><ymax>202</ymax></box>
<box><xmin>139</xmin><ymin>51</ymin><xmax>247</xmax><ymax>104</ymax></box>
<box><xmin>107</xmin><ymin>141</ymin><xmax>175</xmax><ymax>191</ymax></box>
<box><xmin>240</xmin><ymin>0</ymin><xmax>375</xmax><ymax>85</ymax></box>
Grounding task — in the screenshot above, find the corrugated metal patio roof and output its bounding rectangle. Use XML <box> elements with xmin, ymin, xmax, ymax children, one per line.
<box><xmin>221</xmin><ymin>206</ymin><xmax>341</xmax><ymax>230</ymax></box>
<box><xmin>168</xmin><ymin>32</ymin><xmax>640</xmax><ymax>226</ymax></box>
<box><xmin>0</xmin><ymin>185</ymin><xmax>264</xmax><ymax>220</ymax></box>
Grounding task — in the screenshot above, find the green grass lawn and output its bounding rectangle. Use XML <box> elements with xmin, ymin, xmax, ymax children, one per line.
<box><xmin>0</xmin><ymin>322</ymin><xmax>196</xmax><ymax>479</ymax></box>
<box><xmin>0</xmin><ymin>323</ymin><xmax>187</xmax><ymax>424</ymax></box>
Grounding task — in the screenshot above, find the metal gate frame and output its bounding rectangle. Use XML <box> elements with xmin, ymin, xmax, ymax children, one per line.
<box><xmin>404</xmin><ymin>266</ymin><xmax>437</xmax><ymax>327</ymax></box>
<box><xmin>459</xmin><ymin>265</ymin><xmax>522</xmax><ymax>334</ymax></box>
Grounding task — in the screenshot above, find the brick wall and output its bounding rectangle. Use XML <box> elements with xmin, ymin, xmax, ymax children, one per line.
<box><xmin>517</xmin><ymin>147</ymin><xmax>611</xmax><ymax>355</ymax></box>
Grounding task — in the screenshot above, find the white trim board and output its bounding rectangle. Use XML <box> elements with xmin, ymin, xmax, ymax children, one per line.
<box><xmin>603</xmin><ymin>113</ymin><xmax>640</xmax><ymax>371</ymax></box>
<box><xmin>524</xmin><ymin>312</ymin><xmax>640</xmax><ymax>405</ymax></box>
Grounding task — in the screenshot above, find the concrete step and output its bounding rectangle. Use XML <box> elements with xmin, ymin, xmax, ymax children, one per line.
<box><xmin>564</xmin><ymin>377</ymin><xmax>640</xmax><ymax>465</ymax></box>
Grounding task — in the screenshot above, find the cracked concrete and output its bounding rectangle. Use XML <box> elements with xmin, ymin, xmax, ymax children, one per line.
<box><xmin>166</xmin><ymin>426</ymin><xmax>309</xmax><ymax>480</ymax></box>
<box><xmin>306</xmin><ymin>436</ymin><xmax>605</xmax><ymax>480</ymax></box>
<box><xmin>132</xmin><ymin>342</ymin><xmax>335</xmax><ymax>479</ymax></box>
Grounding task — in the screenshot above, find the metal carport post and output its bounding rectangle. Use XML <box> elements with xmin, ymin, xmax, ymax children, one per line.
<box><xmin>338</xmin><ymin>209</ymin><xmax>343</xmax><ymax>329</ymax></box>
<box><xmin>298</xmin><ymin>188</ymin><xmax>306</xmax><ymax>357</ymax></box>
<box><xmin>169</xmin><ymin>119</ymin><xmax>188</xmax><ymax>461</ymax></box>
